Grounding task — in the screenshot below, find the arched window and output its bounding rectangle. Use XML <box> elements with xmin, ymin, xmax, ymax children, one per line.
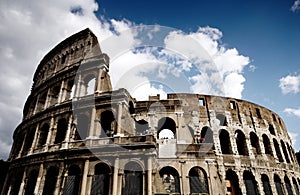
<box><xmin>285</xmin><ymin>176</ymin><xmax>293</xmax><ymax>195</ymax></box>
<box><xmin>157</xmin><ymin>117</ymin><xmax>176</xmax><ymax>139</ymax></box>
<box><xmin>24</xmin><ymin>169</ymin><xmax>38</xmax><ymax>195</ymax></box>
<box><xmin>159</xmin><ymin>166</ymin><xmax>180</xmax><ymax>194</ymax></box>
<box><xmin>200</xmin><ymin>126</ymin><xmax>213</xmax><ymax>144</ymax></box>
<box><xmin>22</xmin><ymin>127</ymin><xmax>36</xmax><ymax>155</ymax></box>
<box><xmin>292</xmin><ymin>177</ymin><xmax>300</xmax><ymax>195</ymax></box>
<box><xmin>49</xmin><ymin>85</ymin><xmax>60</xmax><ymax>106</ymax></box>
<box><xmin>273</xmin><ymin>139</ymin><xmax>284</xmax><ymax>162</ymax></box>
<box><xmin>235</xmin><ymin>130</ymin><xmax>248</xmax><ymax>156</ymax></box>
<box><xmin>74</xmin><ymin>114</ymin><xmax>89</xmax><ymax>140</ymax></box>
<box><xmin>42</xmin><ymin>166</ymin><xmax>59</xmax><ymax>195</ymax></box>
<box><xmin>9</xmin><ymin>168</ymin><xmax>24</xmax><ymax>195</ymax></box>
<box><xmin>129</xmin><ymin>101</ymin><xmax>135</xmax><ymax>114</ymax></box>
<box><xmin>243</xmin><ymin>171</ymin><xmax>259</xmax><ymax>195</ymax></box>
<box><xmin>91</xmin><ymin>163</ymin><xmax>111</xmax><ymax>195</ymax></box>
<box><xmin>216</xmin><ymin>114</ymin><xmax>227</xmax><ymax>126</ymax></box>
<box><xmin>250</xmin><ymin>132</ymin><xmax>261</xmax><ymax>155</ymax></box>
<box><xmin>225</xmin><ymin>169</ymin><xmax>241</xmax><ymax>195</ymax></box>
<box><xmin>122</xmin><ymin>162</ymin><xmax>143</xmax><ymax>195</ymax></box>
<box><xmin>84</xmin><ymin>75</ymin><xmax>96</xmax><ymax>95</ymax></box>
<box><xmin>37</xmin><ymin>123</ymin><xmax>49</xmax><ymax>147</ymax></box>
<box><xmin>262</xmin><ymin>134</ymin><xmax>272</xmax><ymax>155</ymax></box>
<box><xmin>66</xmin><ymin>79</ymin><xmax>75</xmax><ymax>100</ymax></box>
<box><xmin>268</xmin><ymin>124</ymin><xmax>276</xmax><ymax>135</ymax></box>
<box><xmin>281</xmin><ymin>140</ymin><xmax>290</xmax><ymax>163</ymax></box>
<box><xmin>287</xmin><ymin>144</ymin><xmax>295</xmax><ymax>162</ymax></box>
<box><xmin>274</xmin><ymin>174</ymin><xmax>284</xmax><ymax>195</ymax></box>
<box><xmin>261</xmin><ymin>174</ymin><xmax>272</xmax><ymax>195</ymax></box>
<box><xmin>37</xmin><ymin>92</ymin><xmax>47</xmax><ymax>112</ymax></box>
<box><xmin>63</xmin><ymin>165</ymin><xmax>81</xmax><ymax>195</ymax></box>
<box><xmin>189</xmin><ymin>167</ymin><xmax>209</xmax><ymax>194</ymax></box>
<box><xmin>136</xmin><ymin>119</ymin><xmax>149</xmax><ymax>135</ymax></box>
<box><xmin>100</xmin><ymin>110</ymin><xmax>116</xmax><ymax>137</ymax></box>
<box><xmin>54</xmin><ymin>118</ymin><xmax>68</xmax><ymax>144</ymax></box>
<box><xmin>219</xmin><ymin>129</ymin><xmax>232</xmax><ymax>154</ymax></box>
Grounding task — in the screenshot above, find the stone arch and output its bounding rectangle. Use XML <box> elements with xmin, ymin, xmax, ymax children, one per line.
<box><xmin>292</xmin><ymin>177</ymin><xmax>300</xmax><ymax>195</ymax></box>
<box><xmin>157</xmin><ymin>117</ymin><xmax>176</xmax><ymax>139</ymax></box>
<box><xmin>122</xmin><ymin>161</ymin><xmax>143</xmax><ymax>195</ymax></box>
<box><xmin>216</xmin><ymin>114</ymin><xmax>227</xmax><ymax>126</ymax></box>
<box><xmin>49</xmin><ymin>84</ymin><xmax>61</xmax><ymax>106</ymax></box>
<box><xmin>273</xmin><ymin>139</ymin><xmax>284</xmax><ymax>162</ymax></box>
<box><xmin>200</xmin><ymin>126</ymin><xmax>213</xmax><ymax>144</ymax></box>
<box><xmin>159</xmin><ymin>166</ymin><xmax>180</xmax><ymax>194</ymax></box>
<box><xmin>9</xmin><ymin>168</ymin><xmax>24</xmax><ymax>195</ymax></box>
<box><xmin>42</xmin><ymin>166</ymin><xmax>59</xmax><ymax>195</ymax></box>
<box><xmin>219</xmin><ymin>129</ymin><xmax>233</xmax><ymax>154</ymax></box>
<box><xmin>22</xmin><ymin>126</ymin><xmax>36</xmax><ymax>155</ymax></box>
<box><xmin>268</xmin><ymin>124</ymin><xmax>276</xmax><ymax>135</ymax></box>
<box><xmin>274</xmin><ymin>174</ymin><xmax>284</xmax><ymax>195</ymax></box>
<box><xmin>37</xmin><ymin>123</ymin><xmax>49</xmax><ymax>147</ymax></box>
<box><xmin>37</xmin><ymin>91</ymin><xmax>47</xmax><ymax>112</ymax></box>
<box><xmin>100</xmin><ymin>110</ymin><xmax>116</xmax><ymax>137</ymax></box>
<box><xmin>135</xmin><ymin>119</ymin><xmax>149</xmax><ymax>135</ymax></box>
<box><xmin>235</xmin><ymin>130</ymin><xmax>248</xmax><ymax>155</ymax></box>
<box><xmin>281</xmin><ymin>140</ymin><xmax>290</xmax><ymax>163</ymax></box>
<box><xmin>63</xmin><ymin>165</ymin><xmax>81</xmax><ymax>195</ymax></box>
<box><xmin>54</xmin><ymin>118</ymin><xmax>68</xmax><ymax>144</ymax></box>
<box><xmin>66</xmin><ymin>79</ymin><xmax>75</xmax><ymax>100</ymax></box>
<box><xmin>74</xmin><ymin>114</ymin><xmax>89</xmax><ymax>140</ymax></box>
<box><xmin>189</xmin><ymin>166</ymin><xmax>209</xmax><ymax>194</ymax></box>
<box><xmin>225</xmin><ymin>169</ymin><xmax>241</xmax><ymax>195</ymax></box>
<box><xmin>83</xmin><ymin>74</ymin><xmax>96</xmax><ymax>95</ymax></box>
<box><xmin>261</xmin><ymin>174</ymin><xmax>272</xmax><ymax>195</ymax></box>
<box><xmin>262</xmin><ymin>134</ymin><xmax>272</xmax><ymax>155</ymax></box>
<box><xmin>129</xmin><ymin>101</ymin><xmax>135</xmax><ymax>114</ymax></box>
<box><xmin>250</xmin><ymin>132</ymin><xmax>261</xmax><ymax>155</ymax></box>
<box><xmin>24</xmin><ymin>169</ymin><xmax>39</xmax><ymax>195</ymax></box>
<box><xmin>91</xmin><ymin>163</ymin><xmax>112</xmax><ymax>195</ymax></box>
<box><xmin>243</xmin><ymin>170</ymin><xmax>259</xmax><ymax>195</ymax></box>
<box><xmin>285</xmin><ymin>175</ymin><xmax>293</xmax><ymax>195</ymax></box>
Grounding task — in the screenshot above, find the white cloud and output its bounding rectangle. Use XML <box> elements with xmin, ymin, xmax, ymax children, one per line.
<box><xmin>291</xmin><ymin>0</ymin><xmax>300</xmax><ymax>12</ymax></box>
<box><xmin>279</xmin><ymin>75</ymin><xmax>300</xmax><ymax>94</ymax></box>
<box><xmin>284</xmin><ymin>107</ymin><xmax>300</xmax><ymax>117</ymax></box>
<box><xmin>288</xmin><ymin>132</ymin><xmax>299</xmax><ymax>150</ymax></box>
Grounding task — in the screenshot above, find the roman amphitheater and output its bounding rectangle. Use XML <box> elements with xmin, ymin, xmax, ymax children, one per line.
<box><xmin>2</xmin><ymin>28</ymin><xmax>300</xmax><ymax>195</ymax></box>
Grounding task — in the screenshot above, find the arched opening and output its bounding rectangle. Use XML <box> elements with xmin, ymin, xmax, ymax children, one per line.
<box><xmin>13</xmin><ymin>132</ymin><xmax>25</xmax><ymax>156</ymax></box>
<box><xmin>136</xmin><ymin>119</ymin><xmax>149</xmax><ymax>135</ymax></box>
<box><xmin>63</xmin><ymin>165</ymin><xmax>81</xmax><ymax>195</ymax></box>
<box><xmin>100</xmin><ymin>110</ymin><xmax>116</xmax><ymax>137</ymax></box>
<box><xmin>157</xmin><ymin>117</ymin><xmax>176</xmax><ymax>139</ymax></box>
<box><xmin>262</xmin><ymin>134</ymin><xmax>272</xmax><ymax>155</ymax></box>
<box><xmin>281</xmin><ymin>140</ymin><xmax>290</xmax><ymax>163</ymax></box>
<box><xmin>24</xmin><ymin>169</ymin><xmax>38</xmax><ymax>195</ymax></box>
<box><xmin>261</xmin><ymin>174</ymin><xmax>272</xmax><ymax>195</ymax></box>
<box><xmin>287</xmin><ymin>144</ymin><xmax>295</xmax><ymax>162</ymax></box>
<box><xmin>49</xmin><ymin>85</ymin><xmax>60</xmax><ymax>106</ymax></box>
<box><xmin>22</xmin><ymin>127</ymin><xmax>36</xmax><ymax>155</ymax></box>
<box><xmin>293</xmin><ymin>177</ymin><xmax>300</xmax><ymax>195</ymax></box>
<box><xmin>9</xmin><ymin>168</ymin><xmax>24</xmax><ymax>195</ymax></box>
<box><xmin>250</xmin><ymin>132</ymin><xmax>261</xmax><ymax>155</ymax></box>
<box><xmin>54</xmin><ymin>118</ymin><xmax>68</xmax><ymax>144</ymax></box>
<box><xmin>285</xmin><ymin>176</ymin><xmax>293</xmax><ymax>195</ymax></box>
<box><xmin>225</xmin><ymin>169</ymin><xmax>241</xmax><ymax>195</ymax></box>
<box><xmin>42</xmin><ymin>166</ymin><xmax>59</xmax><ymax>195</ymax></box>
<box><xmin>268</xmin><ymin>124</ymin><xmax>276</xmax><ymax>135</ymax></box>
<box><xmin>84</xmin><ymin>75</ymin><xmax>96</xmax><ymax>95</ymax></box>
<box><xmin>243</xmin><ymin>171</ymin><xmax>259</xmax><ymax>195</ymax></box>
<box><xmin>129</xmin><ymin>101</ymin><xmax>135</xmax><ymax>114</ymax></box>
<box><xmin>273</xmin><ymin>139</ymin><xmax>284</xmax><ymax>162</ymax></box>
<box><xmin>122</xmin><ymin>162</ymin><xmax>143</xmax><ymax>195</ymax></box>
<box><xmin>91</xmin><ymin>163</ymin><xmax>112</xmax><ymax>195</ymax></box>
<box><xmin>216</xmin><ymin>114</ymin><xmax>228</xmax><ymax>126</ymax></box>
<box><xmin>66</xmin><ymin>79</ymin><xmax>75</xmax><ymax>100</ymax></box>
<box><xmin>37</xmin><ymin>92</ymin><xmax>47</xmax><ymax>112</ymax></box>
<box><xmin>219</xmin><ymin>129</ymin><xmax>232</xmax><ymax>154</ymax></box>
<box><xmin>200</xmin><ymin>126</ymin><xmax>213</xmax><ymax>144</ymax></box>
<box><xmin>37</xmin><ymin>123</ymin><xmax>49</xmax><ymax>147</ymax></box>
<box><xmin>189</xmin><ymin>167</ymin><xmax>209</xmax><ymax>194</ymax></box>
<box><xmin>159</xmin><ymin>166</ymin><xmax>180</xmax><ymax>194</ymax></box>
<box><xmin>274</xmin><ymin>174</ymin><xmax>284</xmax><ymax>195</ymax></box>
<box><xmin>235</xmin><ymin>130</ymin><xmax>248</xmax><ymax>156</ymax></box>
<box><xmin>74</xmin><ymin>114</ymin><xmax>89</xmax><ymax>140</ymax></box>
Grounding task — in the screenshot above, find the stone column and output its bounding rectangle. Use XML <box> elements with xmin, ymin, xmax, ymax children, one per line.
<box><xmin>112</xmin><ymin>158</ymin><xmax>119</xmax><ymax>195</ymax></box>
<box><xmin>74</xmin><ymin>74</ymin><xmax>82</xmax><ymax>99</ymax></box>
<box><xmin>80</xmin><ymin>160</ymin><xmax>90</xmax><ymax>195</ymax></box>
<box><xmin>57</xmin><ymin>80</ymin><xmax>65</xmax><ymax>103</ymax></box>
<box><xmin>34</xmin><ymin>163</ymin><xmax>44</xmax><ymax>195</ymax></box>
<box><xmin>238</xmin><ymin>171</ymin><xmax>247</xmax><ymax>195</ymax></box>
<box><xmin>18</xmin><ymin>168</ymin><xmax>27</xmax><ymax>195</ymax></box>
<box><xmin>147</xmin><ymin>157</ymin><xmax>152</xmax><ymax>195</ymax></box>
<box><xmin>44</xmin><ymin>88</ymin><xmax>51</xmax><ymax>109</ymax></box>
<box><xmin>28</xmin><ymin>124</ymin><xmax>40</xmax><ymax>155</ymax></box>
<box><xmin>95</xmin><ymin>69</ymin><xmax>103</xmax><ymax>93</ymax></box>
<box><xmin>54</xmin><ymin>162</ymin><xmax>65</xmax><ymax>195</ymax></box>
<box><xmin>88</xmin><ymin>108</ymin><xmax>96</xmax><ymax>138</ymax></box>
<box><xmin>61</xmin><ymin>115</ymin><xmax>73</xmax><ymax>149</ymax></box>
<box><xmin>116</xmin><ymin>103</ymin><xmax>123</xmax><ymax>136</ymax></box>
<box><xmin>45</xmin><ymin>117</ymin><xmax>55</xmax><ymax>150</ymax></box>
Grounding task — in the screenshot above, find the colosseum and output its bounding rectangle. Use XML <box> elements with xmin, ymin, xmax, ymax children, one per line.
<box><xmin>2</xmin><ymin>28</ymin><xmax>300</xmax><ymax>195</ymax></box>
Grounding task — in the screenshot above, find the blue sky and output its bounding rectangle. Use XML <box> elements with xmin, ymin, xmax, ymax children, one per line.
<box><xmin>0</xmin><ymin>0</ymin><xmax>300</xmax><ymax>159</ymax></box>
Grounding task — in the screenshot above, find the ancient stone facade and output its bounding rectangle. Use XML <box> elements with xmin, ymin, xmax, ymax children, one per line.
<box><xmin>2</xmin><ymin>28</ymin><xmax>300</xmax><ymax>195</ymax></box>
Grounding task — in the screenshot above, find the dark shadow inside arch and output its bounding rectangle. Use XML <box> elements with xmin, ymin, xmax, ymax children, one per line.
<box><xmin>91</xmin><ymin>163</ymin><xmax>112</xmax><ymax>195</ymax></box>
<box><xmin>159</xmin><ymin>166</ymin><xmax>181</xmax><ymax>194</ymax></box>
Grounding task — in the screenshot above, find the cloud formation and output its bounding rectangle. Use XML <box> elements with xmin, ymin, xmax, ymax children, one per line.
<box><xmin>279</xmin><ymin>74</ymin><xmax>300</xmax><ymax>94</ymax></box>
<box><xmin>0</xmin><ymin>1</ymin><xmax>251</xmax><ymax>160</ymax></box>
<box><xmin>291</xmin><ymin>0</ymin><xmax>300</xmax><ymax>12</ymax></box>
<box><xmin>284</xmin><ymin>107</ymin><xmax>300</xmax><ymax>117</ymax></box>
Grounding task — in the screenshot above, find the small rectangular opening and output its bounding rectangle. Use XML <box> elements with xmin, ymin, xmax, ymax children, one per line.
<box><xmin>255</xmin><ymin>108</ymin><xmax>262</xmax><ymax>119</ymax></box>
<box><xmin>230</xmin><ymin>101</ymin><xmax>236</xmax><ymax>109</ymax></box>
<box><xmin>199</xmin><ymin>98</ymin><xmax>205</xmax><ymax>106</ymax></box>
